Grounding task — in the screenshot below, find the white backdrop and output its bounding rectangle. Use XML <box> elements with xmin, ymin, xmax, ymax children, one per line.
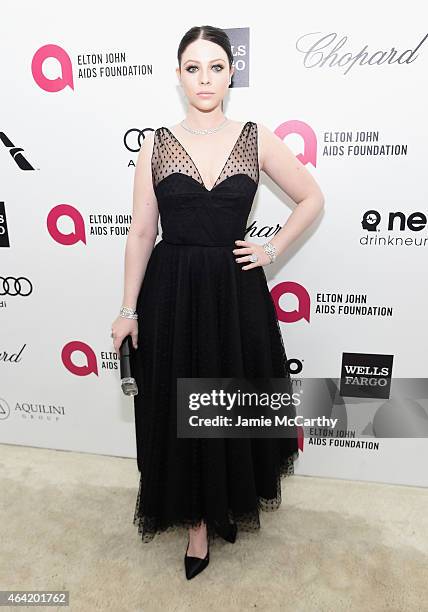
<box><xmin>1</xmin><ymin>1</ymin><xmax>427</xmax><ymax>487</ymax></box>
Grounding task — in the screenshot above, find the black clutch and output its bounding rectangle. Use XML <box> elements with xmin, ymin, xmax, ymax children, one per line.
<box><xmin>119</xmin><ymin>335</ymin><xmax>138</xmax><ymax>396</ymax></box>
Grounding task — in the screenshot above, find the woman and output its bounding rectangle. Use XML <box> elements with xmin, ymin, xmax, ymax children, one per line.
<box><xmin>111</xmin><ymin>24</ymin><xmax>324</xmax><ymax>580</ymax></box>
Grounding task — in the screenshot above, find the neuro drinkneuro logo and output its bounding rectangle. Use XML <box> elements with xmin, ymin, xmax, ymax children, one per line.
<box><xmin>361</xmin><ymin>208</ymin><xmax>428</xmax><ymax>248</ymax></box>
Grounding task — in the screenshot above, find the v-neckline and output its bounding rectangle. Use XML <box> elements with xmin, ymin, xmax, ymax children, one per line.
<box><xmin>161</xmin><ymin>121</ymin><xmax>250</xmax><ymax>192</ymax></box>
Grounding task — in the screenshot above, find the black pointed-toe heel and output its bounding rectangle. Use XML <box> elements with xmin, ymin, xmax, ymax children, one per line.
<box><xmin>214</xmin><ymin>520</ymin><xmax>237</xmax><ymax>543</ymax></box>
<box><xmin>184</xmin><ymin>534</ymin><xmax>210</xmax><ymax>580</ymax></box>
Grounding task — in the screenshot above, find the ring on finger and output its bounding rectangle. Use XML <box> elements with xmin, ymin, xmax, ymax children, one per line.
<box><xmin>249</xmin><ymin>253</ymin><xmax>258</xmax><ymax>263</ymax></box>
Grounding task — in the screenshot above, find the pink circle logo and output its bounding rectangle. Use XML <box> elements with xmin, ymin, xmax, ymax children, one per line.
<box><xmin>32</xmin><ymin>44</ymin><xmax>74</xmax><ymax>92</ymax></box>
<box><xmin>62</xmin><ymin>341</ymin><xmax>98</xmax><ymax>376</ymax></box>
<box><xmin>47</xmin><ymin>204</ymin><xmax>86</xmax><ymax>245</ymax></box>
<box><xmin>271</xmin><ymin>281</ymin><xmax>311</xmax><ymax>323</ymax></box>
<box><xmin>274</xmin><ymin>120</ymin><xmax>317</xmax><ymax>167</ymax></box>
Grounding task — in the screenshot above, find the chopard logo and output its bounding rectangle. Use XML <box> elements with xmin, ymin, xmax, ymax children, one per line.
<box><xmin>296</xmin><ymin>32</ymin><xmax>428</xmax><ymax>75</ymax></box>
<box><xmin>0</xmin><ymin>276</ymin><xmax>33</xmax><ymax>296</ymax></box>
<box><xmin>0</xmin><ymin>132</ymin><xmax>35</xmax><ymax>170</ymax></box>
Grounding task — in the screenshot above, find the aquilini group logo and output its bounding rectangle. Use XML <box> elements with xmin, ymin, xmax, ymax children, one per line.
<box><xmin>0</xmin><ymin>398</ymin><xmax>10</xmax><ymax>420</ymax></box>
<box><xmin>0</xmin><ymin>396</ymin><xmax>66</xmax><ymax>423</ymax></box>
<box><xmin>360</xmin><ymin>208</ymin><xmax>428</xmax><ymax>248</ymax></box>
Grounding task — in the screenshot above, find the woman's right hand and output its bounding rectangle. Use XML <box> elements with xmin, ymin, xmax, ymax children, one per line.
<box><xmin>111</xmin><ymin>315</ymin><xmax>139</xmax><ymax>354</ymax></box>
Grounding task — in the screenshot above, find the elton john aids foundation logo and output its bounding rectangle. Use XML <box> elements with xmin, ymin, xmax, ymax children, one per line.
<box><xmin>61</xmin><ymin>341</ymin><xmax>118</xmax><ymax>377</ymax></box>
<box><xmin>274</xmin><ymin>120</ymin><xmax>318</xmax><ymax>167</ymax></box>
<box><xmin>32</xmin><ymin>45</ymin><xmax>74</xmax><ymax>92</ymax></box>
<box><xmin>47</xmin><ymin>205</ymin><xmax>86</xmax><ymax>245</ymax></box>
<box><xmin>270</xmin><ymin>282</ymin><xmax>311</xmax><ymax>323</ymax></box>
<box><xmin>62</xmin><ymin>341</ymin><xmax>98</xmax><ymax>376</ymax></box>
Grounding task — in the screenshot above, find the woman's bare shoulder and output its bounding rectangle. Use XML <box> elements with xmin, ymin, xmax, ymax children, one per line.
<box><xmin>254</xmin><ymin>121</ymin><xmax>286</xmax><ymax>168</ymax></box>
<box><xmin>135</xmin><ymin>129</ymin><xmax>156</xmax><ymax>169</ymax></box>
<box><xmin>253</xmin><ymin>121</ymin><xmax>267</xmax><ymax>166</ymax></box>
<box><xmin>254</xmin><ymin>120</ymin><xmax>272</xmax><ymax>139</ymax></box>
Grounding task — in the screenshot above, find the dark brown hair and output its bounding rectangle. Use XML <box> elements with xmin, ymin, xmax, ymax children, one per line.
<box><xmin>177</xmin><ymin>25</ymin><xmax>234</xmax><ymax>71</ymax></box>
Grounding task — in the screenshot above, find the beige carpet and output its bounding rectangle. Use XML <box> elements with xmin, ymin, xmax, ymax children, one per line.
<box><xmin>0</xmin><ymin>443</ymin><xmax>427</xmax><ymax>612</ymax></box>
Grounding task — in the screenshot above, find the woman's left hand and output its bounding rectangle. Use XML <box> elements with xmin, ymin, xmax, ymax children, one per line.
<box><xmin>232</xmin><ymin>240</ymin><xmax>272</xmax><ymax>270</ymax></box>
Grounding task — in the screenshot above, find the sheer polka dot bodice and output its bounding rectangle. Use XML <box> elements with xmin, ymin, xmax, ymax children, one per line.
<box><xmin>150</xmin><ymin>121</ymin><xmax>260</xmax><ymax>247</ymax></box>
<box><xmin>152</xmin><ymin>120</ymin><xmax>259</xmax><ymax>192</ymax></box>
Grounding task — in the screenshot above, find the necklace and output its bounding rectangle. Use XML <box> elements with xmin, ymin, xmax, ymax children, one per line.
<box><xmin>180</xmin><ymin>117</ymin><xmax>229</xmax><ymax>135</ymax></box>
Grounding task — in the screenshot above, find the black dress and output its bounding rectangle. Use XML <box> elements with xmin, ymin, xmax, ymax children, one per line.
<box><xmin>132</xmin><ymin>120</ymin><xmax>299</xmax><ymax>543</ymax></box>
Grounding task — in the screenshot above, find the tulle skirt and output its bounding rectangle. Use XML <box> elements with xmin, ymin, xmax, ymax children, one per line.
<box><xmin>131</xmin><ymin>239</ymin><xmax>299</xmax><ymax>543</ymax></box>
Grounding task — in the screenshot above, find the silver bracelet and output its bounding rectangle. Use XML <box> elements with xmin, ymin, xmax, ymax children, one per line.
<box><xmin>120</xmin><ymin>306</ymin><xmax>138</xmax><ymax>319</ymax></box>
<box><xmin>262</xmin><ymin>242</ymin><xmax>277</xmax><ymax>264</ymax></box>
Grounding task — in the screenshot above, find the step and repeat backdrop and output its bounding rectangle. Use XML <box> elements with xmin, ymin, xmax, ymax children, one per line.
<box><xmin>2</xmin><ymin>2</ymin><xmax>427</xmax><ymax>487</ymax></box>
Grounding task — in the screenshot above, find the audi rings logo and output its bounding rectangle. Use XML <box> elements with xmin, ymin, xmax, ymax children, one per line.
<box><xmin>124</xmin><ymin>127</ymin><xmax>154</xmax><ymax>153</ymax></box>
<box><xmin>0</xmin><ymin>276</ymin><xmax>33</xmax><ymax>296</ymax></box>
